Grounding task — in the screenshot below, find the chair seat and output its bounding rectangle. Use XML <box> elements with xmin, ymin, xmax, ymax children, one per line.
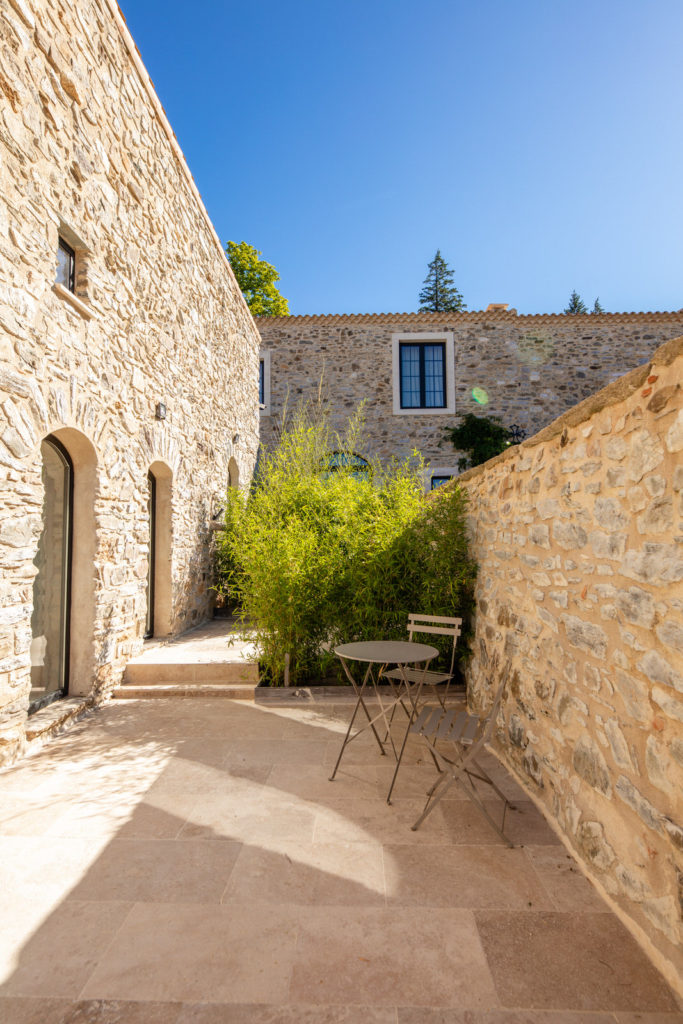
<box><xmin>382</xmin><ymin>667</ymin><xmax>452</xmax><ymax>686</ymax></box>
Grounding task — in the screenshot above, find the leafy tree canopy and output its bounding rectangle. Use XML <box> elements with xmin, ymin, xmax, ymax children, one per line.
<box><xmin>445</xmin><ymin>413</ymin><xmax>511</xmax><ymax>470</ymax></box>
<box><xmin>226</xmin><ymin>240</ymin><xmax>290</xmax><ymax>317</ymax></box>
<box><xmin>564</xmin><ymin>290</ymin><xmax>588</xmax><ymax>314</ymax></box>
<box><xmin>419</xmin><ymin>250</ymin><xmax>466</xmax><ymax>312</ymax></box>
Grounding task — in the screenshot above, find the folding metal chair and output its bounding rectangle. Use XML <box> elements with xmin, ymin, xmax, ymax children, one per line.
<box><xmin>378</xmin><ymin>615</ymin><xmax>463</xmax><ymax>804</ymax></box>
<box><xmin>381</xmin><ymin>614</ymin><xmax>462</xmax><ymax>710</ymax></box>
<box><xmin>410</xmin><ymin>664</ymin><xmax>515</xmax><ymax>846</ymax></box>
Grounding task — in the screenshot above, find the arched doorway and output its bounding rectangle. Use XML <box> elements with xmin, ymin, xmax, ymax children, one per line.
<box><xmin>30</xmin><ymin>435</ymin><xmax>73</xmax><ymax>711</ymax></box>
<box><xmin>146</xmin><ymin>462</ymin><xmax>173</xmax><ymax>638</ymax></box>
<box><xmin>30</xmin><ymin>428</ymin><xmax>97</xmax><ymax>707</ymax></box>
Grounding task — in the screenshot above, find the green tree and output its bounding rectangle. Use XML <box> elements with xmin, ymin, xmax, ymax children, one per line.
<box><xmin>592</xmin><ymin>297</ymin><xmax>605</xmax><ymax>313</ymax></box>
<box><xmin>564</xmin><ymin>290</ymin><xmax>588</xmax><ymax>314</ymax></box>
<box><xmin>445</xmin><ymin>413</ymin><xmax>511</xmax><ymax>470</ymax></box>
<box><xmin>419</xmin><ymin>250</ymin><xmax>466</xmax><ymax>312</ymax></box>
<box><xmin>226</xmin><ymin>241</ymin><xmax>290</xmax><ymax>316</ymax></box>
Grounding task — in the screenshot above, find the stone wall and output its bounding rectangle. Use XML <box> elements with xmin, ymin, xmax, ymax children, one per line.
<box><xmin>462</xmin><ymin>336</ymin><xmax>683</xmax><ymax>990</ymax></box>
<box><xmin>257</xmin><ymin>311</ymin><xmax>683</xmax><ymax>476</ymax></box>
<box><xmin>0</xmin><ymin>0</ymin><xmax>259</xmax><ymax>762</ymax></box>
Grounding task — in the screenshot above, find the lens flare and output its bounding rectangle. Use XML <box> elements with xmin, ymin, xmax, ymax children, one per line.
<box><xmin>471</xmin><ymin>387</ymin><xmax>489</xmax><ymax>405</ymax></box>
<box><xmin>517</xmin><ymin>332</ymin><xmax>554</xmax><ymax>366</ymax></box>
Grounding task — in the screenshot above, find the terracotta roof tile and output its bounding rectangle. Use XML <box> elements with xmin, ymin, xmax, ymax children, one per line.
<box><xmin>256</xmin><ymin>310</ymin><xmax>683</xmax><ymax>325</ymax></box>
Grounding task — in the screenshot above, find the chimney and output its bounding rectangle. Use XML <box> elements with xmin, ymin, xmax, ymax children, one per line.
<box><xmin>486</xmin><ymin>303</ymin><xmax>509</xmax><ymax>312</ymax></box>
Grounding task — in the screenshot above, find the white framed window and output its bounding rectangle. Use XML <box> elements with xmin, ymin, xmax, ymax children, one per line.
<box><xmin>259</xmin><ymin>351</ymin><xmax>271</xmax><ymax>415</ymax></box>
<box><xmin>392</xmin><ymin>333</ymin><xmax>455</xmax><ymax>415</ymax></box>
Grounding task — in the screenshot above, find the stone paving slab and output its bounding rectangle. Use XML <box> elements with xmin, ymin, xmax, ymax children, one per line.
<box><xmin>0</xmin><ymin>698</ymin><xmax>680</xmax><ymax>1023</ymax></box>
<box><xmin>129</xmin><ymin>618</ymin><xmax>258</xmax><ymax>665</ymax></box>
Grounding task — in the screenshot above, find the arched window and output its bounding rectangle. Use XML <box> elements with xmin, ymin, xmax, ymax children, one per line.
<box><xmin>30</xmin><ymin>435</ymin><xmax>73</xmax><ymax>711</ymax></box>
<box><xmin>324</xmin><ymin>451</ymin><xmax>371</xmax><ymax>477</ymax></box>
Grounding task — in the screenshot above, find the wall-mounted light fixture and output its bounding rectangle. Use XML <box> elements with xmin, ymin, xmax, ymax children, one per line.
<box><xmin>155</xmin><ymin>402</ymin><xmax>166</xmax><ymax>420</ymax></box>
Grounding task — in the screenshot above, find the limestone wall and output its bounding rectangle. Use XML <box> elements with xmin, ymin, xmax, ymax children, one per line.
<box><xmin>257</xmin><ymin>312</ymin><xmax>683</xmax><ymax>472</ymax></box>
<box><xmin>0</xmin><ymin>0</ymin><xmax>259</xmax><ymax>761</ymax></box>
<box><xmin>462</xmin><ymin>336</ymin><xmax>683</xmax><ymax>989</ymax></box>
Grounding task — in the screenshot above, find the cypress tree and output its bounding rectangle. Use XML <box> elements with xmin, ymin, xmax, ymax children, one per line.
<box><xmin>564</xmin><ymin>290</ymin><xmax>588</xmax><ymax>314</ymax></box>
<box><xmin>419</xmin><ymin>250</ymin><xmax>466</xmax><ymax>312</ymax></box>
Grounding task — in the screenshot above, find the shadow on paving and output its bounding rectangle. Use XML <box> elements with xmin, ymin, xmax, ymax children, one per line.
<box><xmin>0</xmin><ymin>698</ymin><xmax>680</xmax><ymax>1023</ymax></box>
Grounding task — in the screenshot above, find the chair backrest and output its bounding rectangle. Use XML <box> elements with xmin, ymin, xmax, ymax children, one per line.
<box><xmin>406</xmin><ymin>613</ymin><xmax>462</xmax><ymax>677</ymax></box>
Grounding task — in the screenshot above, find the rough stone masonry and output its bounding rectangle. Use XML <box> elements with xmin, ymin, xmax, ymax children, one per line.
<box><xmin>462</xmin><ymin>336</ymin><xmax>683</xmax><ymax>992</ymax></box>
<box><xmin>0</xmin><ymin>0</ymin><xmax>259</xmax><ymax>762</ymax></box>
<box><xmin>257</xmin><ymin>310</ymin><xmax>683</xmax><ymax>476</ymax></box>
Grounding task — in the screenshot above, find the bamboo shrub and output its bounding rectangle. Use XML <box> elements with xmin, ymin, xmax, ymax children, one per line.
<box><xmin>215</xmin><ymin>404</ymin><xmax>477</xmax><ymax>685</ymax></box>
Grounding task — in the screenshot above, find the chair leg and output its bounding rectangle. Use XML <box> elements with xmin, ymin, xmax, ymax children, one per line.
<box><xmin>454</xmin><ymin>774</ymin><xmax>514</xmax><ymax>848</ymax></box>
<box><xmin>411</xmin><ymin>766</ymin><xmax>458</xmax><ymax>830</ymax></box>
<box><xmin>466</xmin><ymin>757</ymin><xmax>517</xmax><ymax>810</ymax></box>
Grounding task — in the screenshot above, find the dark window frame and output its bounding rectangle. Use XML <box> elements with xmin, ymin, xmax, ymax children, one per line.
<box><xmin>28</xmin><ymin>434</ymin><xmax>74</xmax><ymax>716</ymax></box>
<box><xmin>259</xmin><ymin>358</ymin><xmax>265</xmax><ymax>406</ymax></box>
<box><xmin>430</xmin><ymin>474</ymin><xmax>453</xmax><ymax>490</ymax></box>
<box><xmin>57</xmin><ymin>237</ymin><xmax>76</xmax><ymax>294</ymax></box>
<box><xmin>399</xmin><ymin>341</ymin><xmax>446</xmax><ymax>409</ymax></box>
<box><xmin>145</xmin><ymin>470</ymin><xmax>156</xmax><ymax>640</ymax></box>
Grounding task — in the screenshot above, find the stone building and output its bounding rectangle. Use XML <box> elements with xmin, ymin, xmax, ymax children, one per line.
<box><xmin>257</xmin><ymin>309</ymin><xmax>683</xmax><ymax>485</ymax></box>
<box><xmin>0</xmin><ymin>0</ymin><xmax>260</xmax><ymax>763</ymax></box>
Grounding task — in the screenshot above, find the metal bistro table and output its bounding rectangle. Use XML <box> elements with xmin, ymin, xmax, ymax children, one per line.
<box><xmin>329</xmin><ymin>640</ymin><xmax>439</xmax><ymax>804</ymax></box>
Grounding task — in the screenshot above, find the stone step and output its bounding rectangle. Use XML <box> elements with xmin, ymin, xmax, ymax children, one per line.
<box><xmin>113</xmin><ymin>683</ymin><xmax>258</xmax><ymax>700</ymax></box>
<box><xmin>123</xmin><ymin>661</ymin><xmax>259</xmax><ymax>685</ymax></box>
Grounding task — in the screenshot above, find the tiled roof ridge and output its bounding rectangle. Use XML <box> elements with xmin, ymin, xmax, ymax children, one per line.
<box><xmin>256</xmin><ymin>310</ymin><xmax>683</xmax><ymax>324</ymax></box>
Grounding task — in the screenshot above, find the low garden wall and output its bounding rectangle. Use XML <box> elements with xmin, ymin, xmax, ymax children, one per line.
<box><xmin>462</xmin><ymin>336</ymin><xmax>683</xmax><ymax>991</ymax></box>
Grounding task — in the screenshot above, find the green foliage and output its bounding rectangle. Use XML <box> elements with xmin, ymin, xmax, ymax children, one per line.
<box><xmin>592</xmin><ymin>297</ymin><xmax>605</xmax><ymax>313</ymax></box>
<box><xmin>216</xmin><ymin>405</ymin><xmax>477</xmax><ymax>686</ymax></box>
<box><xmin>564</xmin><ymin>290</ymin><xmax>588</xmax><ymax>314</ymax></box>
<box><xmin>419</xmin><ymin>250</ymin><xmax>466</xmax><ymax>312</ymax></box>
<box><xmin>226</xmin><ymin>240</ymin><xmax>290</xmax><ymax>316</ymax></box>
<box><xmin>445</xmin><ymin>412</ymin><xmax>511</xmax><ymax>471</ymax></box>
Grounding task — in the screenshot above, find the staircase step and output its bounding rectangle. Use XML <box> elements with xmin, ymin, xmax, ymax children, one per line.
<box><xmin>113</xmin><ymin>683</ymin><xmax>258</xmax><ymax>700</ymax></box>
<box><xmin>123</xmin><ymin>662</ymin><xmax>259</xmax><ymax>685</ymax></box>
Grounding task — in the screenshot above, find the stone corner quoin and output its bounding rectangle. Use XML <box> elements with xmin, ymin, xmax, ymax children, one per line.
<box><xmin>462</xmin><ymin>334</ymin><xmax>683</xmax><ymax>992</ymax></box>
<box><xmin>0</xmin><ymin>0</ymin><xmax>260</xmax><ymax>761</ymax></box>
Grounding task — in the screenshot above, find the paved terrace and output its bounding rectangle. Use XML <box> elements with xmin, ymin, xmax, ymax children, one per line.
<box><xmin>1</xmin><ymin>696</ymin><xmax>681</xmax><ymax>1024</ymax></box>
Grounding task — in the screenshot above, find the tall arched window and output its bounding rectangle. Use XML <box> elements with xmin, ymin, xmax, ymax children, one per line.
<box><xmin>30</xmin><ymin>435</ymin><xmax>73</xmax><ymax>711</ymax></box>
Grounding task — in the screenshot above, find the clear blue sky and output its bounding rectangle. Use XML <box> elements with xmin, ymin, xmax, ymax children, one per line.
<box><xmin>120</xmin><ymin>0</ymin><xmax>682</xmax><ymax>315</ymax></box>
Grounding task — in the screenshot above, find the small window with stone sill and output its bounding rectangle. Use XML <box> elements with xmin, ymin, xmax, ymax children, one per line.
<box><xmin>52</xmin><ymin>222</ymin><xmax>95</xmax><ymax>321</ymax></box>
<box><xmin>56</xmin><ymin>237</ymin><xmax>76</xmax><ymax>293</ymax></box>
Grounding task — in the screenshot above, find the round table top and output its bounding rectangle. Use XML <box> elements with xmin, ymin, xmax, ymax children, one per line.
<box><xmin>334</xmin><ymin>640</ymin><xmax>439</xmax><ymax>664</ymax></box>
